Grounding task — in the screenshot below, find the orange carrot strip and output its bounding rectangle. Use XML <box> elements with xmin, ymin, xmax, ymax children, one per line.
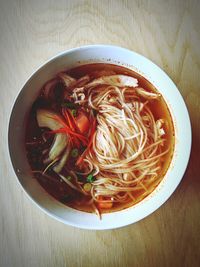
<box><xmin>49</xmin><ymin>128</ymin><xmax>88</xmax><ymax>145</ymax></box>
<box><xmin>98</xmin><ymin>202</ymin><xmax>113</xmax><ymax>209</ymax></box>
<box><xmin>62</xmin><ymin>108</ymin><xmax>75</xmax><ymax>131</ymax></box>
<box><xmin>76</xmin><ymin>118</ymin><xmax>96</xmax><ymax>165</ymax></box>
<box><xmin>97</xmin><ymin>196</ymin><xmax>113</xmax><ymax>209</ymax></box>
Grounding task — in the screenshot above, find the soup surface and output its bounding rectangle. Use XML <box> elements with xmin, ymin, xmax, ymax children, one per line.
<box><xmin>26</xmin><ymin>63</ymin><xmax>174</xmax><ymax>217</ymax></box>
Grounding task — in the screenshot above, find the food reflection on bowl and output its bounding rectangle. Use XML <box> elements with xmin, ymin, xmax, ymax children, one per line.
<box><xmin>8</xmin><ymin>45</ymin><xmax>191</xmax><ymax>230</ymax></box>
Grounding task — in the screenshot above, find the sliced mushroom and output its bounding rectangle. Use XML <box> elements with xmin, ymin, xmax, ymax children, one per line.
<box><xmin>43</xmin><ymin>78</ymin><xmax>58</xmax><ymax>99</ymax></box>
<box><xmin>74</xmin><ymin>75</ymin><xmax>90</xmax><ymax>88</ymax></box>
<box><xmin>58</xmin><ymin>73</ymin><xmax>76</xmax><ymax>88</ymax></box>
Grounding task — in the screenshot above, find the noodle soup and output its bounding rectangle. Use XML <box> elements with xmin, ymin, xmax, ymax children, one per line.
<box><xmin>26</xmin><ymin>63</ymin><xmax>174</xmax><ymax>217</ymax></box>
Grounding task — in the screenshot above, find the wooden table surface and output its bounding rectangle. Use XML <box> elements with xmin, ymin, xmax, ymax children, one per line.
<box><xmin>0</xmin><ymin>0</ymin><xmax>200</xmax><ymax>266</ymax></box>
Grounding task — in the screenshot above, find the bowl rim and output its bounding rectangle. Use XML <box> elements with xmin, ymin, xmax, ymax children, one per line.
<box><xmin>8</xmin><ymin>44</ymin><xmax>192</xmax><ymax>230</ymax></box>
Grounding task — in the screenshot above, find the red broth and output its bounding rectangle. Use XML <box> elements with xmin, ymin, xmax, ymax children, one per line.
<box><xmin>25</xmin><ymin>63</ymin><xmax>175</xmax><ymax>214</ymax></box>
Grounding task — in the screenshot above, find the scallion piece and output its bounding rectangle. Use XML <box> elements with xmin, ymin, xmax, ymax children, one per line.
<box><xmin>71</xmin><ymin>109</ymin><xmax>77</xmax><ymax>117</ymax></box>
<box><xmin>86</xmin><ymin>173</ymin><xmax>95</xmax><ymax>183</ymax></box>
<box><xmin>83</xmin><ymin>183</ymin><xmax>92</xmax><ymax>192</ymax></box>
<box><xmin>71</xmin><ymin>148</ymin><xmax>79</xmax><ymax>158</ymax></box>
<box><xmin>66</xmin><ymin>175</ymin><xmax>72</xmax><ymax>181</ymax></box>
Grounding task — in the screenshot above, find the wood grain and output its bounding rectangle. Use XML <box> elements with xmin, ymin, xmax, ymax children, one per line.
<box><xmin>0</xmin><ymin>0</ymin><xmax>200</xmax><ymax>266</ymax></box>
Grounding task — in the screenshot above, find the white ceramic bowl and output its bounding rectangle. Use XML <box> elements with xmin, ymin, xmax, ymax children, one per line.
<box><xmin>8</xmin><ymin>45</ymin><xmax>191</xmax><ymax>230</ymax></box>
